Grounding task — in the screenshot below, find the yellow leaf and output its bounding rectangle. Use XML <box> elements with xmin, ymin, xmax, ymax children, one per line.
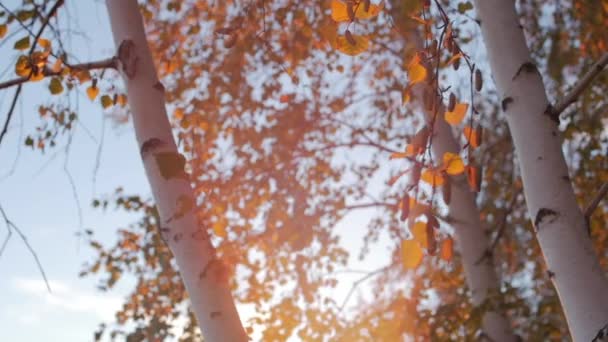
<box><xmin>390</xmin><ymin>144</ymin><xmax>420</xmax><ymax>159</ymax></box>
<box><xmin>116</xmin><ymin>94</ymin><xmax>128</xmax><ymax>107</ymax></box>
<box><xmin>421</xmin><ymin>168</ymin><xmax>445</xmax><ymax>186</ymax></box>
<box><xmin>38</xmin><ymin>38</ymin><xmax>51</xmax><ymax>51</ymax></box>
<box><xmin>410</xmin><ymin>221</ymin><xmax>428</xmax><ymax>249</ymax></box>
<box><xmin>0</xmin><ymin>24</ymin><xmax>7</xmax><ymax>39</ymax></box>
<box><xmin>101</xmin><ymin>94</ymin><xmax>113</xmax><ymax>109</ymax></box>
<box><xmin>29</xmin><ymin>69</ymin><xmax>44</xmax><ymax>82</ymax></box>
<box><xmin>445</xmin><ymin>53</ymin><xmax>462</xmax><ymax>67</ymax></box>
<box><xmin>445</xmin><ymin>102</ymin><xmax>468</xmax><ymax>125</ymax></box>
<box><xmin>14</xmin><ymin>36</ymin><xmax>30</xmax><ymax>50</ymax></box>
<box><xmin>442</xmin><ymin>152</ymin><xmax>465</xmax><ymax>175</ymax></box>
<box><xmin>407</xmin><ymin>55</ymin><xmax>427</xmax><ymax>84</ymax></box>
<box><xmin>331</xmin><ymin>0</ymin><xmax>382</xmax><ymax>22</ymax></box>
<box><xmin>401</xmin><ymin>239</ymin><xmax>423</xmax><ymax>269</ymax></box>
<box><xmin>213</xmin><ymin>221</ymin><xmax>227</xmax><ymax>238</ymax></box>
<box><xmin>48</xmin><ymin>77</ymin><xmax>63</xmax><ymax>95</ymax></box>
<box><xmin>15</xmin><ymin>55</ymin><xmax>31</xmax><ymax>77</ymax></box>
<box><xmin>440</xmin><ymin>238</ymin><xmax>453</xmax><ymax>261</ymax></box>
<box><xmin>86</xmin><ymin>86</ymin><xmax>99</xmax><ymax>100</ymax></box>
<box><xmin>174</xmin><ymin>108</ymin><xmax>185</xmax><ymax>120</ymax></box>
<box><xmin>335</xmin><ymin>34</ymin><xmax>369</xmax><ymax>56</ymax></box>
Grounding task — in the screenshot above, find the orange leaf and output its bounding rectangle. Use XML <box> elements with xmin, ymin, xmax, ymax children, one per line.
<box><xmin>442</xmin><ymin>152</ymin><xmax>465</xmax><ymax>175</ymax></box>
<box><xmin>445</xmin><ymin>102</ymin><xmax>468</xmax><ymax>125</ymax></box>
<box><xmin>409</xmin><ymin>197</ymin><xmax>431</xmax><ymax>219</ymax></box>
<box><xmin>335</xmin><ymin>34</ymin><xmax>369</xmax><ymax>56</ymax></box>
<box><xmin>390</xmin><ymin>144</ymin><xmax>420</xmax><ymax>159</ymax></box>
<box><xmin>421</xmin><ymin>168</ymin><xmax>445</xmax><ymax>186</ymax></box>
<box><xmin>440</xmin><ymin>238</ymin><xmax>453</xmax><ymax>261</ymax></box>
<box><xmin>407</xmin><ymin>55</ymin><xmax>427</xmax><ymax>84</ymax></box>
<box><xmin>466</xmin><ymin>165</ymin><xmax>482</xmax><ymax>192</ymax></box>
<box><xmin>86</xmin><ymin>86</ymin><xmax>99</xmax><ymax>101</ymax></box>
<box><xmin>331</xmin><ymin>0</ymin><xmax>382</xmax><ymax>22</ymax></box>
<box><xmin>410</xmin><ymin>221</ymin><xmax>428</xmax><ymax>248</ymax></box>
<box><xmin>445</xmin><ymin>53</ymin><xmax>462</xmax><ymax>66</ymax></box>
<box><xmin>401</xmin><ymin>239</ymin><xmax>424</xmax><ymax>269</ymax></box>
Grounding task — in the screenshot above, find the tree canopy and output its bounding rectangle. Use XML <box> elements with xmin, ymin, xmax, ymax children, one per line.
<box><xmin>1</xmin><ymin>0</ymin><xmax>607</xmax><ymax>340</ymax></box>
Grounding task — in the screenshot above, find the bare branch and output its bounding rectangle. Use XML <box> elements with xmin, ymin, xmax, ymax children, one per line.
<box><xmin>0</xmin><ymin>204</ymin><xmax>51</xmax><ymax>292</ymax></box>
<box><xmin>339</xmin><ymin>264</ymin><xmax>392</xmax><ymax>312</ymax></box>
<box><xmin>554</xmin><ymin>52</ymin><xmax>608</xmax><ymax>117</ymax></box>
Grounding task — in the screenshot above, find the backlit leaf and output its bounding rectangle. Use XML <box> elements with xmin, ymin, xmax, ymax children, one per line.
<box><xmin>401</xmin><ymin>239</ymin><xmax>424</xmax><ymax>269</ymax></box>
<box><xmin>421</xmin><ymin>168</ymin><xmax>445</xmax><ymax>186</ymax></box>
<box><xmin>445</xmin><ymin>102</ymin><xmax>468</xmax><ymax>125</ymax></box>
<box><xmin>410</xmin><ymin>221</ymin><xmax>428</xmax><ymax>249</ymax></box>
<box><xmin>442</xmin><ymin>152</ymin><xmax>465</xmax><ymax>175</ymax></box>
<box><xmin>331</xmin><ymin>0</ymin><xmax>382</xmax><ymax>22</ymax></box>
<box><xmin>0</xmin><ymin>24</ymin><xmax>7</xmax><ymax>39</ymax></box>
<box><xmin>87</xmin><ymin>86</ymin><xmax>99</xmax><ymax>100</ymax></box>
<box><xmin>335</xmin><ymin>34</ymin><xmax>369</xmax><ymax>56</ymax></box>
<box><xmin>407</xmin><ymin>55</ymin><xmax>427</xmax><ymax>84</ymax></box>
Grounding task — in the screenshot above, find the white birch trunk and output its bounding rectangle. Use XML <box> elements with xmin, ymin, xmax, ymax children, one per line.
<box><xmin>430</xmin><ymin>116</ymin><xmax>516</xmax><ymax>341</ymax></box>
<box><xmin>397</xmin><ymin>18</ymin><xmax>516</xmax><ymax>337</ymax></box>
<box><xmin>105</xmin><ymin>1</ymin><xmax>248</xmax><ymax>340</ymax></box>
<box><xmin>473</xmin><ymin>1</ymin><xmax>608</xmax><ymax>340</ymax></box>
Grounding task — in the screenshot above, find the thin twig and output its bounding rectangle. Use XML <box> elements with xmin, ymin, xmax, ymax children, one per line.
<box><xmin>553</xmin><ymin>52</ymin><xmax>608</xmax><ymax>117</ymax></box>
<box><xmin>339</xmin><ymin>264</ymin><xmax>391</xmax><ymax>312</ymax></box>
<box><xmin>0</xmin><ymin>204</ymin><xmax>51</xmax><ymax>292</ymax></box>
<box><xmin>0</xmin><ymin>85</ymin><xmax>22</xmax><ymax>146</ymax></box>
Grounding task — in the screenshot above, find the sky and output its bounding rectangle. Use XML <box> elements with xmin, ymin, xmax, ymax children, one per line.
<box><xmin>0</xmin><ymin>2</ymin><xmax>391</xmax><ymax>341</ymax></box>
<box><xmin>0</xmin><ymin>1</ymin><xmax>148</xmax><ymax>340</ymax></box>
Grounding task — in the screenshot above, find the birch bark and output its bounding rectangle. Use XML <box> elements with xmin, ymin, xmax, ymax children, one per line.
<box><xmin>474</xmin><ymin>1</ymin><xmax>608</xmax><ymax>340</ymax></box>
<box><xmin>105</xmin><ymin>1</ymin><xmax>248</xmax><ymax>340</ymax></box>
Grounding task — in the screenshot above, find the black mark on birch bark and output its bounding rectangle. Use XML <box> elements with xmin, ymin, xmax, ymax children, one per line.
<box><xmin>501</xmin><ymin>97</ymin><xmax>514</xmax><ymax>111</ymax></box>
<box><xmin>173</xmin><ymin>232</ymin><xmax>183</xmax><ymax>243</ymax></box>
<box><xmin>513</xmin><ymin>61</ymin><xmax>538</xmax><ymax>80</ymax></box>
<box><xmin>210</xmin><ymin>311</ymin><xmax>222</xmax><ymax>319</ymax></box>
<box><xmin>117</xmin><ymin>40</ymin><xmax>137</xmax><ymax>79</ymax></box>
<box><xmin>534</xmin><ymin>208</ymin><xmax>559</xmax><ymax>230</ymax></box>
<box><xmin>192</xmin><ymin>229</ymin><xmax>208</xmax><ymax>241</ymax></box>
<box><xmin>140</xmin><ymin>138</ymin><xmax>166</xmax><ymax>157</ymax></box>
<box><xmin>592</xmin><ymin>323</ymin><xmax>608</xmax><ymax>342</ymax></box>
<box><xmin>547</xmin><ymin>270</ymin><xmax>555</xmax><ymax>279</ymax></box>
<box><xmin>543</xmin><ymin>104</ymin><xmax>560</xmax><ymax>124</ymax></box>
<box><xmin>154</xmin><ymin>152</ymin><xmax>188</xmax><ymax>180</ymax></box>
<box><xmin>153</xmin><ymin>81</ymin><xmax>165</xmax><ymax>92</ymax></box>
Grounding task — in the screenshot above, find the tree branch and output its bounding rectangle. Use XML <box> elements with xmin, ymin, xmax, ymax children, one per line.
<box><xmin>0</xmin><ymin>58</ymin><xmax>117</xmax><ymax>90</ymax></box>
<box><xmin>585</xmin><ymin>182</ymin><xmax>608</xmax><ymax>218</ymax></box>
<box><xmin>0</xmin><ymin>204</ymin><xmax>51</xmax><ymax>292</ymax></box>
<box><xmin>553</xmin><ymin>52</ymin><xmax>608</xmax><ymax>117</ymax></box>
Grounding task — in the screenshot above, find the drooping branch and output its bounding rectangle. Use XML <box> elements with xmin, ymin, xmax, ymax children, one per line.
<box><xmin>553</xmin><ymin>52</ymin><xmax>608</xmax><ymax>117</ymax></box>
<box><xmin>0</xmin><ymin>58</ymin><xmax>117</xmax><ymax>90</ymax></box>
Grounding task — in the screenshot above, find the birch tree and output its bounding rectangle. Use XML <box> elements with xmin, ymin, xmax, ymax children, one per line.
<box><xmin>474</xmin><ymin>0</ymin><xmax>608</xmax><ymax>340</ymax></box>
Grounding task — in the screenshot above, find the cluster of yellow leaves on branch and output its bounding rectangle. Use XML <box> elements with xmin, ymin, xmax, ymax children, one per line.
<box><xmin>330</xmin><ymin>0</ymin><xmax>382</xmax><ymax>55</ymax></box>
<box><xmin>7</xmin><ymin>28</ymin><xmax>127</xmax><ymax>110</ymax></box>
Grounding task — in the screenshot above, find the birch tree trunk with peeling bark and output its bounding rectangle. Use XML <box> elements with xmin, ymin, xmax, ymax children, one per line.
<box><xmin>474</xmin><ymin>1</ymin><xmax>608</xmax><ymax>340</ymax></box>
<box><xmin>105</xmin><ymin>1</ymin><xmax>248</xmax><ymax>341</ymax></box>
